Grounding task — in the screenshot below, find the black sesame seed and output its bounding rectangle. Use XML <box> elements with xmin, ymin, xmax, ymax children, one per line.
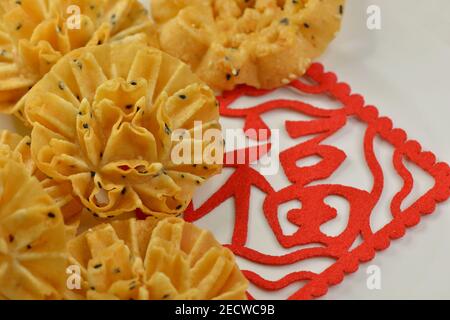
<box><xmin>176</xmin><ymin>205</ymin><xmax>182</xmax><ymax>210</ymax></box>
<box><xmin>125</xmin><ymin>104</ymin><xmax>133</xmax><ymax>109</ymax></box>
<box><xmin>91</xmin><ymin>171</ymin><xmax>96</xmax><ymax>177</ymax></box>
<box><xmin>304</xmin><ymin>23</ymin><xmax>310</xmax><ymax>28</ymax></box>
<box><xmin>339</xmin><ymin>5</ymin><xmax>344</xmax><ymax>15</ymax></box>
<box><xmin>48</xmin><ymin>212</ymin><xmax>56</xmax><ymax>218</ymax></box>
<box><xmin>94</xmin><ymin>263</ymin><xmax>102</xmax><ymax>269</ymax></box>
<box><xmin>27</xmin><ymin>244</ymin><xmax>32</xmax><ymax>249</ymax></box>
<box><xmin>121</xmin><ymin>188</ymin><xmax>126</xmax><ymax>195</ymax></box>
<box><xmin>16</xmin><ymin>23</ymin><xmax>22</xmax><ymax>30</ymax></box>
<box><xmin>130</xmin><ymin>81</ymin><xmax>137</xmax><ymax>86</ymax></box>
<box><xmin>179</xmin><ymin>94</ymin><xmax>187</xmax><ymax>100</ymax></box>
<box><xmin>164</xmin><ymin>123</ymin><xmax>172</xmax><ymax>135</ymax></box>
<box><xmin>83</xmin><ymin>123</ymin><xmax>89</xmax><ymax>129</ymax></box>
<box><xmin>280</xmin><ymin>18</ymin><xmax>289</xmax><ymax>25</ymax></box>
<box><xmin>9</xmin><ymin>234</ymin><xmax>14</xmax><ymax>243</ymax></box>
<box><xmin>74</xmin><ymin>60</ymin><xmax>82</xmax><ymax>70</ymax></box>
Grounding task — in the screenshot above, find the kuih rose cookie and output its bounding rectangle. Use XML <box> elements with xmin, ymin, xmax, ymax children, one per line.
<box><xmin>0</xmin><ymin>130</ymin><xmax>83</xmax><ymax>237</ymax></box>
<box><xmin>66</xmin><ymin>217</ymin><xmax>248</xmax><ymax>300</ymax></box>
<box><xmin>151</xmin><ymin>0</ymin><xmax>345</xmax><ymax>90</ymax></box>
<box><xmin>0</xmin><ymin>0</ymin><xmax>158</xmax><ymax>118</ymax></box>
<box><xmin>0</xmin><ymin>147</ymin><xmax>68</xmax><ymax>300</ymax></box>
<box><xmin>25</xmin><ymin>41</ymin><xmax>223</xmax><ymax>219</ymax></box>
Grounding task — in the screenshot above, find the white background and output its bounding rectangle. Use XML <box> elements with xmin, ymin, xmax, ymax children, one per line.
<box><xmin>315</xmin><ymin>0</ymin><xmax>450</xmax><ymax>300</ymax></box>
<box><xmin>189</xmin><ymin>0</ymin><xmax>450</xmax><ymax>300</ymax></box>
<box><xmin>0</xmin><ymin>0</ymin><xmax>448</xmax><ymax>300</ymax></box>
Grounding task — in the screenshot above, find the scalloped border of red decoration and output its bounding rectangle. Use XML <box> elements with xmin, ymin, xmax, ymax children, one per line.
<box><xmin>212</xmin><ymin>63</ymin><xmax>450</xmax><ymax>300</ymax></box>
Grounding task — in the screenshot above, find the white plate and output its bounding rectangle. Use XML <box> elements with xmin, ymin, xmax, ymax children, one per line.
<box><xmin>2</xmin><ymin>0</ymin><xmax>449</xmax><ymax>300</ymax></box>
<box><xmin>189</xmin><ymin>0</ymin><xmax>450</xmax><ymax>300</ymax></box>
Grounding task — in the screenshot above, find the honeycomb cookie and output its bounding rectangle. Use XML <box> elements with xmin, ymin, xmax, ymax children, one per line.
<box><xmin>0</xmin><ymin>130</ymin><xmax>84</xmax><ymax>238</ymax></box>
<box><xmin>0</xmin><ymin>146</ymin><xmax>68</xmax><ymax>300</ymax></box>
<box><xmin>0</xmin><ymin>0</ymin><xmax>158</xmax><ymax>118</ymax></box>
<box><xmin>151</xmin><ymin>0</ymin><xmax>346</xmax><ymax>91</ymax></box>
<box><xmin>25</xmin><ymin>41</ymin><xmax>223</xmax><ymax>219</ymax></box>
<box><xmin>66</xmin><ymin>217</ymin><xmax>249</xmax><ymax>300</ymax></box>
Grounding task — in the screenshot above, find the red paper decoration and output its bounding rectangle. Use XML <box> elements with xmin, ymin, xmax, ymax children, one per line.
<box><xmin>183</xmin><ymin>63</ymin><xmax>450</xmax><ymax>300</ymax></box>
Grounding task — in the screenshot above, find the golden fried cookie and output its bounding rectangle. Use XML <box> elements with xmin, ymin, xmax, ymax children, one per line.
<box><xmin>0</xmin><ymin>0</ymin><xmax>158</xmax><ymax>118</ymax></box>
<box><xmin>25</xmin><ymin>41</ymin><xmax>223</xmax><ymax>219</ymax></box>
<box><xmin>151</xmin><ymin>0</ymin><xmax>345</xmax><ymax>90</ymax></box>
<box><xmin>0</xmin><ymin>148</ymin><xmax>68</xmax><ymax>300</ymax></box>
<box><xmin>66</xmin><ymin>217</ymin><xmax>248</xmax><ymax>300</ymax></box>
<box><xmin>0</xmin><ymin>130</ymin><xmax>83</xmax><ymax>236</ymax></box>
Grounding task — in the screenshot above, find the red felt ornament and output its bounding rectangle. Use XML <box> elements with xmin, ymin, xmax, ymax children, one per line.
<box><xmin>182</xmin><ymin>63</ymin><xmax>450</xmax><ymax>300</ymax></box>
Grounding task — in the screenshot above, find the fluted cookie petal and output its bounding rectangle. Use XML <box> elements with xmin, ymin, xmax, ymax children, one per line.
<box><xmin>67</xmin><ymin>218</ymin><xmax>248</xmax><ymax>300</ymax></box>
<box><xmin>25</xmin><ymin>42</ymin><xmax>223</xmax><ymax>218</ymax></box>
<box><xmin>0</xmin><ymin>147</ymin><xmax>68</xmax><ymax>300</ymax></box>
<box><xmin>152</xmin><ymin>0</ymin><xmax>345</xmax><ymax>90</ymax></box>
<box><xmin>0</xmin><ymin>0</ymin><xmax>158</xmax><ymax>118</ymax></box>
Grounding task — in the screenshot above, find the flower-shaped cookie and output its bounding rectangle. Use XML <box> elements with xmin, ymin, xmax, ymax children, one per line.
<box><xmin>67</xmin><ymin>217</ymin><xmax>248</xmax><ymax>300</ymax></box>
<box><xmin>152</xmin><ymin>0</ymin><xmax>345</xmax><ymax>90</ymax></box>
<box><xmin>0</xmin><ymin>0</ymin><xmax>158</xmax><ymax>117</ymax></box>
<box><xmin>25</xmin><ymin>41</ymin><xmax>223</xmax><ymax>218</ymax></box>
<box><xmin>0</xmin><ymin>130</ymin><xmax>83</xmax><ymax>236</ymax></box>
<box><xmin>0</xmin><ymin>147</ymin><xmax>68</xmax><ymax>300</ymax></box>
